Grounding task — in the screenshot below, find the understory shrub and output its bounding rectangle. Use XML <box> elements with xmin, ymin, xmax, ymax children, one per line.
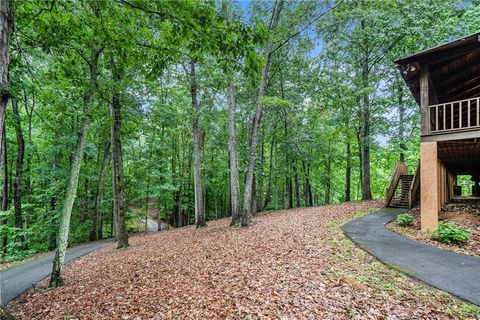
<box><xmin>397</xmin><ymin>213</ymin><xmax>413</xmax><ymax>226</ymax></box>
<box><xmin>431</xmin><ymin>222</ymin><xmax>470</xmax><ymax>244</ymax></box>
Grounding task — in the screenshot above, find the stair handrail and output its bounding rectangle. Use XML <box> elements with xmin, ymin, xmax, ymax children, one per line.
<box><xmin>385</xmin><ymin>160</ymin><xmax>408</xmax><ymax>205</ymax></box>
<box><xmin>408</xmin><ymin>162</ymin><xmax>420</xmax><ymax>208</ymax></box>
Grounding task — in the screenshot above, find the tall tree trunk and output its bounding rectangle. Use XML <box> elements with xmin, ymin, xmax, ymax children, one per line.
<box><xmin>227</xmin><ymin>81</ymin><xmax>241</xmax><ymax>226</ymax></box>
<box><xmin>189</xmin><ymin>61</ymin><xmax>206</xmax><ymax>228</ymax></box>
<box><xmin>110</xmin><ymin>56</ymin><xmax>129</xmax><ymax>249</ymax></box>
<box><xmin>171</xmin><ymin>136</ymin><xmax>180</xmax><ymax>227</ymax></box>
<box><xmin>360</xmin><ymin>20</ymin><xmax>372</xmax><ymax>201</ymax></box>
<box><xmin>221</xmin><ymin>0</ymin><xmax>241</xmax><ymax>224</ymax></box>
<box><xmin>263</xmin><ymin>131</ymin><xmax>275</xmax><ymax>210</ymax></box>
<box><xmin>91</xmin><ymin>140</ymin><xmax>110</xmax><ymax>241</ymax></box>
<box><xmin>50</xmin><ymin>117</ymin><xmax>90</xmax><ymax>288</ymax></box>
<box><xmin>145</xmin><ymin>174</ymin><xmax>150</xmax><ymax>232</ymax></box>
<box><xmin>356</xmin><ymin>127</ymin><xmax>362</xmax><ymax>199</ymax></box>
<box><xmin>325</xmin><ymin>144</ymin><xmax>332</xmax><ymax>204</ymax></box>
<box><xmin>345</xmin><ymin>135</ymin><xmax>351</xmax><ymax>202</ymax></box>
<box><xmin>12</xmin><ymin>99</ymin><xmax>25</xmax><ymax>246</ymax></box>
<box><xmin>285</xmin><ymin>175</ymin><xmax>292</xmax><ymax>209</ymax></box>
<box><xmin>302</xmin><ymin>160</ymin><xmax>313</xmax><ymax>207</ymax></box>
<box><xmin>0</xmin><ymin>0</ymin><xmax>12</xmax><ymax>150</ymax></box>
<box><xmin>283</xmin><ymin>113</ymin><xmax>292</xmax><ymax>209</ymax></box>
<box><xmin>294</xmin><ymin>162</ymin><xmax>300</xmax><ymax>207</ymax></box>
<box><xmin>24</xmin><ymin>91</ymin><xmax>34</xmax><ymax>244</ymax></box>
<box><xmin>251</xmin><ymin>172</ymin><xmax>257</xmax><ymax>216</ymax></box>
<box><xmin>48</xmin><ymin>130</ymin><xmax>62</xmax><ymax>250</ymax></box>
<box><xmin>242</xmin><ymin>0</ymin><xmax>283</xmax><ymax>226</ymax></box>
<box><xmin>1</xmin><ymin>121</ymin><xmax>7</xmax><ymax>256</ymax></box>
<box><xmin>257</xmin><ymin>138</ymin><xmax>264</xmax><ymax>213</ymax></box>
<box><xmin>0</xmin><ymin>0</ymin><xmax>13</xmax><ymax>258</ymax></box>
<box><xmin>50</xmin><ymin>46</ymin><xmax>101</xmax><ymax>288</ymax></box>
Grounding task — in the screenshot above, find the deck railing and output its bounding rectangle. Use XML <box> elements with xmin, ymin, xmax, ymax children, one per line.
<box><xmin>428</xmin><ymin>97</ymin><xmax>480</xmax><ymax>134</ymax></box>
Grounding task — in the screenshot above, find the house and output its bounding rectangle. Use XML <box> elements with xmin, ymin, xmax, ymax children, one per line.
<box><xmin>386</xmin><ymin>32</ymin><xmax>480</xmax><ymax>232</ymax></box>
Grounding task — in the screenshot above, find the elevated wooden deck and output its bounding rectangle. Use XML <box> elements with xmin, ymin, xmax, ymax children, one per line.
<box><xmin>423</xmin><ymin>97</ymin><xmax>480</xmax><ymax>142</ymax></box>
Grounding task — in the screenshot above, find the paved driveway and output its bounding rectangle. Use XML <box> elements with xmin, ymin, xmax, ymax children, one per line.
<box><xmin>344</xmin><ymin>208</ymin><xmax>480</xmax><ymax>306</ymax></box>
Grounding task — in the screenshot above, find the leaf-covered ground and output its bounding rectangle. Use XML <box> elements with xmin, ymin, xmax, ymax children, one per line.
<box><xmin>9</xmin><ymin>201</ymin><xmax>480</xmax><ymax>319</ymax></box>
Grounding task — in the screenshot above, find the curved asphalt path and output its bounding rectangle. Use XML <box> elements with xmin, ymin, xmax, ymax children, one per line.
<box><xmin>0</xmin><ymin>239</ymin><xmax>112</xmax><ymax>304</ymax></box>
<box><xmin>1</xmin><ymin>218</ymin><xmax>159</xmax><ymax>305</ymax></box>
<box><xmin>344</xmin><ymin>207</ymin><xmax>480</xmax><ymax>306</ymax></box>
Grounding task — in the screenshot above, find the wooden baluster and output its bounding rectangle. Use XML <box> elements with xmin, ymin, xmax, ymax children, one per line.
<box><xmin>459</xmin><ymin>102</ymin><xmax>462</xmax><ymax>128</ymax></box>
<box><xmin>451</xmin><ymin>103</ymin><xmax>454</xmax><ymax>129</ymax></box>
<box><xmin>428</xmin><ymin>106</ymin><xmax>435</xmax><ymax>133</ymax></box>
<box><xmin>468</xmin><ymin>99</ymin><xmax>471</xmax><ymax>128</ymax></box>
<box><xmin>443</xmin><ymin>104</ymin><xmax>446</xmax><ymax>130</ymax></box>
<box><xmin>435</xmin><ymin>105</ymin><xmax>439</xmax><ymax>131</ymax></box>
<box><xmin>477</xmin><ymin>98</ymin><xmax>480</xmax><ymax>127</ymax></box>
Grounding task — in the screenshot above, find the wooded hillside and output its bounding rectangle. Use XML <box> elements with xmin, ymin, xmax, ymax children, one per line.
<box><xmin>0</xmin><ymin>0</ymin><xmax>479</xmax><ymax>278</ymax></box>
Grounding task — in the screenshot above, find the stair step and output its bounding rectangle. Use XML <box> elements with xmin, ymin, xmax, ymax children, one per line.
<box><xmin>389</xmin><ymin>174</ymin><xmax>415</xmax><ymax>208</ymax></box>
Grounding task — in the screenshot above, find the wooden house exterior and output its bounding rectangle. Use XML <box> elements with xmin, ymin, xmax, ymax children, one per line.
<box><xmin>387</xmin><ymin>33</ymin><xmax>480</xmax><ymax>231</ymax></box>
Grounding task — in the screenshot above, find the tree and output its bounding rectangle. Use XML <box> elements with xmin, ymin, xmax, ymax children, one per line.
<box><xmin>0</xmin><ymin>0</ymin><xmax>13</xmax><ymax>256</ymax></box>
<box><xmin>242</xmin><ymin>0</ymin><xmax>284</xmax><ymax>227</ymax></box>
<box><xmin>110</xmin><ymin>54</ymin><xmax>129</xmax><ymax>249</ymax></box>
<box><xmin>189</xmin><ymin>60</ymin><xmax>206</xmax><ymax>228</ymax></box>
<box><xmin>12</xmin><ymin>98</ymin><xmax>25</xmax><ymax>246</ymax></box>
<box><xmin>90</xmin><ymin>140</ymin><xmax>110</xmax><ymax>241</ymax></box>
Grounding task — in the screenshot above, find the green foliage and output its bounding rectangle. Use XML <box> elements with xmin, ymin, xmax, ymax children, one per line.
<box><xmin>397</xmin><ymin>213</ymin><xmax>413</xmax><ymax>226</ymax></box>
<box><xmin>432</xmin><ymin>223</ymin><xmax>470</xmax><ymax>245</ymax></box>
<box><xmin>2</xmin><ymin>0</ymin><xmax>477</xmax><ymax>265</ymax></box>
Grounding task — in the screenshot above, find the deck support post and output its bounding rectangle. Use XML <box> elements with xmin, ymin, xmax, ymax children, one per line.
<box><xmin>420</xmin><ymin>64</ymin><xmax>430</xmax><ymax>136</ymax></box>
<box><xmin>420</xmin><ymin>141</ymin><xmax>440</xmax><ymax>232</ymax></box>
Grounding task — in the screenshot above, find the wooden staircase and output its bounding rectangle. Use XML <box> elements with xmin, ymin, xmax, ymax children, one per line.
<box><xmin>385</xmin><ymin>161</ymin><xmax>420</xmax><ymax>209</ymax></box>
<box><xmin>389</xmin><ymin>175</ymin><xmax>414</xmax><ymax>208</ymax></box>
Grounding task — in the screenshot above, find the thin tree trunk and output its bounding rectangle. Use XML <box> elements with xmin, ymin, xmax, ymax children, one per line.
<box><xmin>263</xmin><ymin>131</ymin><xmax>275</xmax><ymax>210</ymax></box>
<box><xmin>242</xmin><ymin>0</ymin><xmax>283</xmax><ymax>226</ymax></box>
<box><xmin>1</xmin><ymin>117</ymin><xmax>7</xmax><ymax>256</ymax></box>
<box><xmin>48</xmin><ymin>130</ymin><xmax>62</xmax><ymax>250</ymax></box>
<box><xmin>50</xmin><ymin>46</ymin><xmax>101</xmax><ymax>288</ymax></box>
<box><xmin>356</xmin><ymin>127</ymin><xmax>362</xmax><ymax>199</ymax></box>
<box><xmin>360</xmin><ymin>19</ymin><xmax>372</xmax><ymax>201</ymax></box>
<box><xmin>294</xmin><ymin>162</ymin><xmax>300</xmax><ymax>207</ymax></box>
<box><xmin>24</xmin><ymin>91</ymin><xmax>34</xmax><ymax>244</ymax></box>
<box><xmin>227</xmin><ymin>81</ymin><xmax>241</xmax><ymax>226</ymax></box>
<box><xmin>12</xmin><ymin>99</ymin><xmax>25</xmax><ymax>246</ymax></box>
<box><xmin>145</xmin><ymin>174</ymin><xmax>150</xmax><ymax>232</ymax></box>
<box><xmin>91</xmin><ymin>140</ymin><xmax>110</xmax><ymax>241</ymax></box>
<box><xmin>325</xmin><ymin>143</ymin><xmax>332</xmax><ymax>204</ymax></box>
<box><xmin>157</xmin><ymin>126</ymin><xmax>165</xmax><ymax>231</ymax></box>
<box><xmin>189</xmin><ymin>61</ymin><xmax>206</xmax><ymax>228</ymax></box>
<box><xmin>302</xmin><ymin>161</ymin><xmax>313</xmax><ymax>207</ymax></box>
<box><xmin>257</xmin><ymin>138</ymin><xmax>264</xmax><ymax>213</ymax></box>
<box><xmin>110</xmin><ymin>55</ymin><xmax>129</xmax><ymax>249</ymax></box>
<box><xmin>251</xmin><ymin>172</ymin><xmax>257</xmax><ymax>216</ymax></box>
<box><xmin>7</xmin><ymin>158</ymin><xmax>12</xmax><ymax>202</ymax></box>
<box><xmin>345</xmin><ymin>135</ymin><xmax>351</xmax><ymax>202</ymax></box>
<box><xmin>283</xmin><ymin>115</ymin><xmax>292</xmax><ymax>209</ymax></box>
<box><xmin>280</xmin><ymin>70</ymin><xmax>292</xmax><ymax>210</ymax></box>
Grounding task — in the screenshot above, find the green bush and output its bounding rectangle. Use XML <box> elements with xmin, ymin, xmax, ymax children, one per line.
<box><xmin>432</xmin><ymin>222</ymin><xmax>470</xmax><ymax>244</ymax></box>
<box><xmin>397</xmin><ymin>213</ymin><xmax>413</xmax><ymax>226</ymax></box>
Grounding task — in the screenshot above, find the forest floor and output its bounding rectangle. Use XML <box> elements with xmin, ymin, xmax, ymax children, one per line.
<box><xmin>388</xmin><ymin>200</ymin><xmax>480</xmax><ymax>257</ymax></box>
<box><xmin>9</xmin><ymin>201</ymin><xmax>480</xmax><ymax>320</ymax></box>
